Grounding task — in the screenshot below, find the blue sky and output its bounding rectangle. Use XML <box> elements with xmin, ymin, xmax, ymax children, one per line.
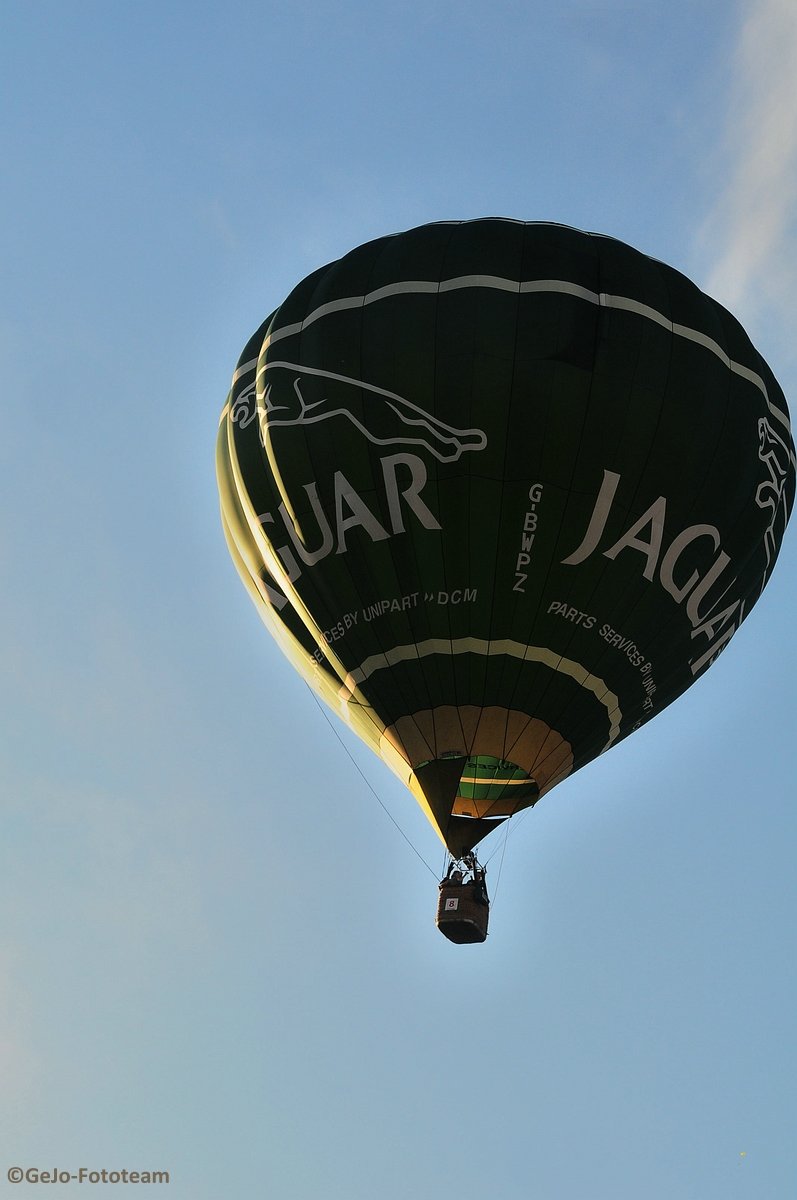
<box><xmin>1</xmin><ymin>2</ymin><xmax>796</xmax><ymax>1197</ymax></box>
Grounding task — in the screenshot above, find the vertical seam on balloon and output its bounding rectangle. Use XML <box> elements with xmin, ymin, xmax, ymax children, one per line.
<box><xmin>467</xmin><ymin>226</ymin><xmax>524</xmax><ymax>817</ymax></box>
<box><xmin>501</xmin><ymin>230</ymin><xmax>609</xmax><ymax>776</ymax></box>
<box><xmin>356</xmin><ymin>235</ymin><xmax>428</xmax><ymax>746</ymax></box>
<box><xmin>346</xmin><ymin>238</ymin><xmax>437</xmax><ymax>762</ymax></box>
<box><xmin>381</xmin><ymin>230</ymin><xmax>451</xmax><ymax>773</ymax></box>
<box><xmin>223</xmin><ymin>378</ymin><xmax>363</xmax><ymax>724</ymax></box>
<box><xmin>553</xmin><ymin>249</ymin><xmax>678</xmax><ymax>756</ymax></box>
<box><xmin>503</xmin><ymin>255</ymin><xmax>575</xmax><ymax>770</ymax></box>
<box><xmin>273</xmin><ymin>261</ymin><xmax>408</xmax><ymax>758</ymax></box>
<box><xmin>436</xmin><ymin>223</ymin><xmax>472</xmax><ymax>845</ymax></box>
<box><xmin>476</xmin><ymin>224</ymin><xmax>524</xmax><ymax>787</ymax></box>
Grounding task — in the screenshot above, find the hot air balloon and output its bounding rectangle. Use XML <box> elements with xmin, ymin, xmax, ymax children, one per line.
<box><xmin>216</xmin><ymin>219</ymin><xmax>794</xmax><ymax>943</ymax></box>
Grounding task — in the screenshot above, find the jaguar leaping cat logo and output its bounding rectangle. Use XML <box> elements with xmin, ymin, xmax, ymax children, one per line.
<box><xmin>756</xmin><ymin>416</ymin><xmax>793</xmax><ymax>569</ymax></box>
<box><xmin>258</xmin><ymin>361</ymin><xmax>487</xmax><ymax>463</ymax></box>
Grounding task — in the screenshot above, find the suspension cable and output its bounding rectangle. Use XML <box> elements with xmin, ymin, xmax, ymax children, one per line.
<box><xmin>305</xmin><ymin>685</ymin><xmax>438</xmax><ymax>879</ymax></box>
<box><xmin>487</xmin><ymin>820</ymin><xmax>511</xmax><ymax>911</ymax></box>
<box><xmin>482</xmin><ymin>802</ymin><xmax>538</xmax><ymax>911</ymax></box>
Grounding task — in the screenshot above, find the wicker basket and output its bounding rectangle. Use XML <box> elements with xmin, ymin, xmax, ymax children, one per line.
<box><xmin>436</xmin><ymin>881</ymin><xmax>489</xmax><ymax>943</ymax></box>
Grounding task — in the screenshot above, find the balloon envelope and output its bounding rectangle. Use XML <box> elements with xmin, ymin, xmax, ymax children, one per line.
<box><xmin>217</xmin><ymin>219</ymin><xmax>795</xmax><ymax>856</ymax></box>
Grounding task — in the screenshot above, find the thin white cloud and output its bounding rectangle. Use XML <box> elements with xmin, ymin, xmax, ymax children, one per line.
<box><xmin>702</xmin><ymin>0</ymin><xmax>797</xmax><ymax>333</ymax></box>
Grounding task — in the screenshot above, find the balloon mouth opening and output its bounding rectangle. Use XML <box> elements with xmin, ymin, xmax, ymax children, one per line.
<box><xmin>422</xmin><ymin>753</ymin><xmax>540</xmax><ymax>819</ymax></box>
<box><xmin>453</xmin><ymin>753</ymin><xmax>542</xmax><ymax>820</ymax></box>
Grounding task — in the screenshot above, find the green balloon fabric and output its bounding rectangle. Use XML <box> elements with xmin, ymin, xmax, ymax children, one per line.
<box><xmin>217</xmin><ymin>219</ymin><xmax>795</xmax><ymax>856</ymax></box>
